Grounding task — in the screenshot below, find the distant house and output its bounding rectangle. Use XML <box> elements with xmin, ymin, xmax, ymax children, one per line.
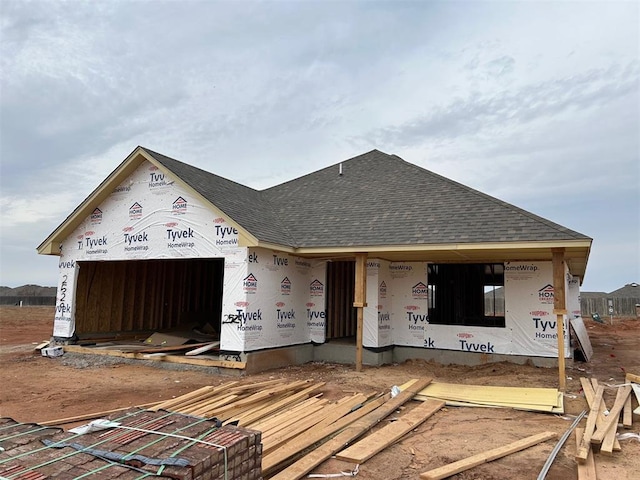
<box><xmin>38</xmin><ymin>147</ymin><xmax>592</xmax><ymax>370</ymax></box>
<box><xmin>581</xmin><ymin>283</ymin><xmax>640</xmax><ymax>318</ymax></box>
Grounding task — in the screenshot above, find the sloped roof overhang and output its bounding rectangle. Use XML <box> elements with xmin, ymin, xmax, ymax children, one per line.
<box><xmin>37</xmin><ymin>147</ymin><xmax>258</xmax><ymax>255</ymax></box>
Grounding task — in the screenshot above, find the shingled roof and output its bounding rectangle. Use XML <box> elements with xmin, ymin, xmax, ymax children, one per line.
<box><xmin>149</xmin><ymin>148</ymin><xmax>589</xmax><ymax>248</ymax></box>
<box><xmin>39</xmin><ymin>146</ymin><xmax>592</xmax><ymax>276</ymax></box>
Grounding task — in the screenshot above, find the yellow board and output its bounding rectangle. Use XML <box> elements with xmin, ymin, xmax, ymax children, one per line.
<box><xmin>400</xmin><ymin>381</ymin><xmax>562</xmax><ymax>413</ymax></box>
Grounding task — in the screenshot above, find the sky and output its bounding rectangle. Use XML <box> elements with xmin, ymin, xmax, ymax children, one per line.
<box><xmin>0</xmin><ymin>0</ymin><xmax>638</xmax><ymax>293</ymax></box>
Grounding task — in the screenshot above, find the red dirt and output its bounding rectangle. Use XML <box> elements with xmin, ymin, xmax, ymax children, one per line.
<box><xmin>1</xmin><ymin>306</ymin><xmax>638</xmax><ymax>479</ymax></box>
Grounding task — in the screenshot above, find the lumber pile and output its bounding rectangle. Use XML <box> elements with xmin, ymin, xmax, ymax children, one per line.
<box><xmin>574</xmin><ymin>374</ymin><xmax>640</xmax><ymax>478</ymax></box>
<box><xmin>0</xmin><ymin>410</ymin><xmax>261</xmax><ymax>480</ymax></box>
<box><xmin>150</xmin><ymin>377</ymin><xmax>437</xmax><ymax>478</ymax></box>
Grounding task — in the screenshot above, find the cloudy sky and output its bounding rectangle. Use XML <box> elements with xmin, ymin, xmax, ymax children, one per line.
<box><xmin>1</xmin><ymin>0</ymin><xmax>638</xmax><ymax>292</ymax></box>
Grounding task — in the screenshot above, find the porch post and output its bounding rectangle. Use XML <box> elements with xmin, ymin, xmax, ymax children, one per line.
<box><xmin>552</xmin><ymin>248</ymin><xmax>567</xmax><ymax>391</ymax></box>
<box><xmin>354</xmin><ymin>253</ymin><xmax>368</xmax><ymax>372</ymax></box>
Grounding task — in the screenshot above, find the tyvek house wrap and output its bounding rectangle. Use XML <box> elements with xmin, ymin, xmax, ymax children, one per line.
<box><xmin>361</xmin><ymin>260</ymin><xmax>573</xmax><ymax>358</ymax></box>
<box><xmin>53</xmin><ymin>160</ymin><xmax>328</xmax><ymax>353</ymax></box>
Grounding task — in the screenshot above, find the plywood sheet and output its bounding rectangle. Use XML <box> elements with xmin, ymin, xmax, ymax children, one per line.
<box><xmin>414</xmin><ymin>382</ymin><xmax>559</xmax><ymax>407</ymax></box>
<box><xmin>570</xmin><ymin>317</ymin><xmax>593</xmax><ymax>361</ymax></box>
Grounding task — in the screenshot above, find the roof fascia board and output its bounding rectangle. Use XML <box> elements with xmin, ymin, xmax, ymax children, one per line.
<box><xmin>294</xmin><ymin>239</ymin><xmax>592</xmax><ymax>256</ymax></box>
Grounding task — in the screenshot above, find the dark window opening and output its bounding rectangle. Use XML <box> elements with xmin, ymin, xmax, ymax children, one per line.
<box><xmin>428</xmin><ymin>263</ymin><xmax>505</xmax><ymax>327</ymax></box>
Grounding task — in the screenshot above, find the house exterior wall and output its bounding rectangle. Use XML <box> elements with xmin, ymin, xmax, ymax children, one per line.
<box><xmin>220</xmin><ymin>247</ymin><xmax>326</xmax><ymax>352</ymax></box>
<box><xmin>362</xmin><ymin>259</ymin><xmax>572</xmax><ymax>358</ymax></box>
<box><xmin>53</xmin><ymin>160</ymin><xmax>242</xmax><ymax>338</ymax></box>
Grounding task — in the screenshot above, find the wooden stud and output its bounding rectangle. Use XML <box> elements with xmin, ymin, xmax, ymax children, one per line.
<box><xmin>622</xmin><ymin>394</ymin><xmax>632</xmax><ymax>428</ymax></box>
<box><xmin>552</xmin><ymin>247</ymin><xmax>566</xmax><ymax>391</ymax></box>
<box><xmin>354</xmin><ymin>253</ymin><xmax>367</xmax><ymax>372</ymax></box>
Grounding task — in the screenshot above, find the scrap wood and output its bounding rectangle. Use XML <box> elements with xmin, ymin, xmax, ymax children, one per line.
<box><xmin>625</xmin><ymin>373</ymin><xmax>640</xmax><ymax>384</ymax></box>
<box><xmin>267</xmin><ymin>377</ymin><xmax>433</xmax><ymax>480</ymax></box>
<box><xmin>185</xmin><ymin>341</ymin><xmax>220</xmax><ymax>356</ymax></box>
<box><xmin>335</xmin><ymin>398</ymin><xmax>445</xmax><ymax>463</ymax></box>
<box><xmin>575</xmin><ymin>428</ymin><xmax>597</xmax><ymax>480</ymax></box>
<box><xmin>419</xmin><ymin>431</ymin><xmax>557</xmax><ymax>480</ymax></box>
<box><xmin>580</xmin><ymin>378</ymin><xmax>621</xmax><ymax>451</ymax></box>
<box><xmin>261</xmin><ymin>392</ymin><xmax>390</xmax><ymax>475</ymax></box>
<box><xmin>590</xmin><ymin>385</ymin><xmax>632</xmax><ymax>445</ymax></box>
<box><xmin>576</xmin><ymin>384</ymin><xmax>604</xmax><ymax>463</ymax></box>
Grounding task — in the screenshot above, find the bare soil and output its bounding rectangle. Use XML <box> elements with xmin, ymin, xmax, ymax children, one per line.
<box><xmin>1</xmin><ymin>306</ymin><xmax>638</xmax><ymax>479</ymax></box>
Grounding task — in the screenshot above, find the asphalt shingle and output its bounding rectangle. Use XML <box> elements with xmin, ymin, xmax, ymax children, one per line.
<box><xmin>144</xmin><ymin>148</ymin><xmax>590</xmax><ymax>248</ymax></box>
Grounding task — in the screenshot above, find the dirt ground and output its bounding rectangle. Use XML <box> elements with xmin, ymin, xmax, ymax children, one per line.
<box><xmin>1</xmin><ymin>306</ymin><xmax>638</xmax><ymax>480</ymax></box>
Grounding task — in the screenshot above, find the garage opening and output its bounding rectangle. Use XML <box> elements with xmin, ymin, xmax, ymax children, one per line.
<box><xmin>326</xmin><ymin>260</ymin><xmax>357</xmax><ymax>341</ymax></box>
<box><xmin>73</xmin><ymin>258</ymin><xmax>224</xmax><ymax>338</ymax></box>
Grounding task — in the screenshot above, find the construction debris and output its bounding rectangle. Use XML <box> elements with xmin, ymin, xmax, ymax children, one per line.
<box><xmin>573</xmin><ymin>374</ymin><xmax>639</xmax><ymax>476</ymax></box>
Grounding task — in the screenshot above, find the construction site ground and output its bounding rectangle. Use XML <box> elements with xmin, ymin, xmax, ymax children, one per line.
<box><xmin>1</xmin><ymin>306</ymin><xmax>638</xmax><ymax>480</ymax></box>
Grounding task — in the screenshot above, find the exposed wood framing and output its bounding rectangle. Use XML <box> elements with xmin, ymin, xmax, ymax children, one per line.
<box><xmin>552</xmin><ymin>247</ymin><xmax>566</xmax><ymax>391</ymax></box>
<box><xmin>354</xmin><ymin>253</ymin><xmax>367</xmax><ymax>371</ymax></box>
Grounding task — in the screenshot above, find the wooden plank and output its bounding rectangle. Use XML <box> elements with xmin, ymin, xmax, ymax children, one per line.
<box><xmin>336</xmin><ymin>399</ymin><xmax>444</xmax><ymax>463</ymax></box>
<box><xmin>268</xmin><ymin>377</ymin><xmax>432</xmax><ymax>480</ymax></box>
<box><xmin>185</xmin><ymin>342</ymin><xmax>220</xmax><ymax>356</ymax></box>
<box><xmin>63</xmin><ymin>344</ymin><xmax>246</xmax><ymax>369</ymax></box>
<box><xmin>419</xmin><ymin>431</ymin><xmax>556</xmax><ymax>480</ymax></box>
<box><xmin>580</xmin><ymin>378</ymin><xmax>621</xmax><ymax>451</ymax></box>
<box><xmin>552</xmin><ymin>247</ymin><xmax>566</xmax><ymax>391</ymax></box>
<box><xmin>238</xmin><ymin>383</ymin><xmax>325</xmax><ymax>427</ymax></box>
<box><xmin>137</xmin><ymin>342</ymin><xmax>213</xmax><ymax>354</ymax></box>
<box><xmin>575</xmin><ymin>428</ymin><xmax>597</xmax><ymax>480</ymax></box>
<box><xmin>314</xmin><ymin>393</ymin><xmax>370</xmax><ymax>430</ymax></box>
<box><xmin>149</xmin><ymin>382</ymin><xmax>239</xmax><ymax>412</ymax></box>
<box><xmin>576</xmin><ymin>384</ymin><xmax>604</xmax><ymax>463</ymax></box>
<box><xmin>354</xmin><ymin>253</ymin><xmax>367</xmax><ymax>372</ymax></box>
<box><xmin>622</xmin><ymin>394</ymin><xmax>632</xmax><ymax>428</ymax></box>
<box><xmin>631</xmin><ymin>383</ymin><xmax>640</xmax><ymax>415</ymax></box>
<box><xmin>625</xmin><ymin>373</ymin><xmax>640</xmax><ymax>384</ymax></box>
<box><xmin>262</xmin><ymin>393</ymin><xmax>390</xmax><ymax>475</ymax></box>
<box><xmin>38</xmin><ymin>401</ymin><xmax>162</xmax><ymax>426</ymax></box>
<box><xmin>591</xmin><ymin>385</ymin><xmax>631</xmax><ymax>444</ymax></box>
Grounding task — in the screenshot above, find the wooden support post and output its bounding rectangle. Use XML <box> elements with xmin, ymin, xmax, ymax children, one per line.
<box><xmin>552</xmin><ymin>248</ymin><xmax>567</xmax><ymax>391</ymax></box>
<box><xmin>354</xmin><ymin>253</ymin><xmax>367</xmax><ymax>372</ymax></box>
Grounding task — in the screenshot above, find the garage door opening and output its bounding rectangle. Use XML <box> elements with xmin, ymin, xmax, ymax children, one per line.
<box><xmin>74</xmin><ymin>258</ymin><xmax>224</xmax><ymax>338</ymax></box>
